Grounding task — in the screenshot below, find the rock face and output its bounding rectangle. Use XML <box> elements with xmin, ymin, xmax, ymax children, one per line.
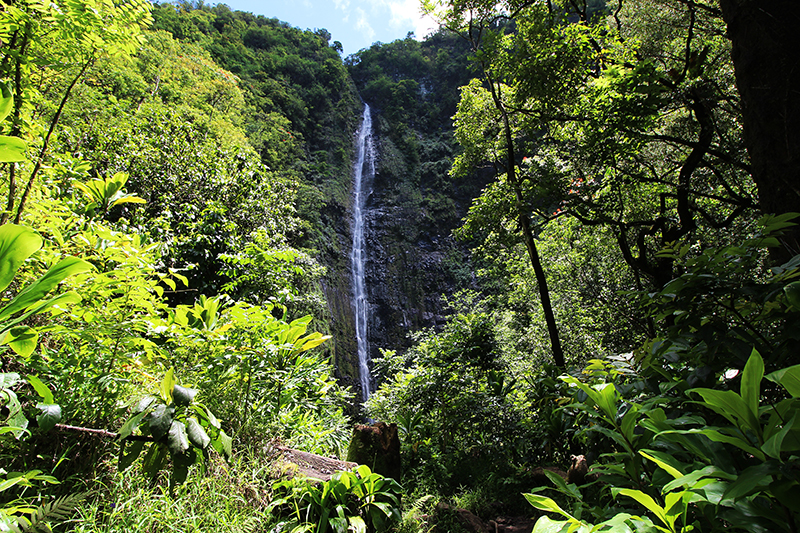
<box><xmin>360</xmin><ymin>127</ymin><xmax>491</xmax><ymax>384</ymax></box>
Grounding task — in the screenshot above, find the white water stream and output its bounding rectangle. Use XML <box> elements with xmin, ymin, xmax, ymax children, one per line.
<box><xmin>351</xmin><ymin>104</ymin><xmax>375</xmax><ymax>402</ymax></box>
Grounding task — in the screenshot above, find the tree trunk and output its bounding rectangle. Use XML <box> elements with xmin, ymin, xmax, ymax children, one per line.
<box><xmin>720</xmin><ymin>0</ymin><xmax>800</xmax><ymax>260</ymax></box>
<box><xmin>346</xmin><ymin>422</ymin><xmax>402</xmax><ymax>480</ymax></box>
<box><xmin>489</xmin><ymin>79</ymin><xmax>566</xmax><ymax>369</ymax></box>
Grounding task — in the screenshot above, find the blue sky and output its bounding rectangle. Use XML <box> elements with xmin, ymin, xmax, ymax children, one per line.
<box><xmin>217</xmin><ymin>0</ymin><xmax>440</xmax><ymax>56</ymax></box>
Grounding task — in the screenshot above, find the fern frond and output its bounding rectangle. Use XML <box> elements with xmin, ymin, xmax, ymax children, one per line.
<box><xmin>10</xmin><ymin>493</ymin><xmax>85</xmax><ymax>533</ymax></box>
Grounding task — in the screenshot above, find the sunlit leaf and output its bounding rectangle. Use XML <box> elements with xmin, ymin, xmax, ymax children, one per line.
<box><xmin>0</xmin><ymin>135</ymin><xmax>27</xmax><ymax>162</ymax></box>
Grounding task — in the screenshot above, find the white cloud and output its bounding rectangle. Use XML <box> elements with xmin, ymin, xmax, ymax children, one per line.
<box><xmin>333</xmin><ymin>0</ymin><xmax>350</xmax><ymax>10</ymax></box>
<box><xmin>380</xmin><ymin>0</ymin><xmax>439</xmax><ymax>39</ymax></box>
<box><xmin>354</xmin><ymin>6</ymin><xmax>376</xmax><ymax>42</ymax></box>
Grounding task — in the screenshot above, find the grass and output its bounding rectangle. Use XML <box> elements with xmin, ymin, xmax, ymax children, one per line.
<box><xmin>70</xmin><ymin>452</ymin><xmax>275</xmax><ymax>533</ymax></box>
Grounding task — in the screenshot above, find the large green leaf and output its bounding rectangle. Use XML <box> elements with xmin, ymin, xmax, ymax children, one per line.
<box><xmin>35</xmin><ymin>403</ymin><xmax>61</xmax><ymax>432</ymax></box>
<box><xmin>0</xmin><ymin>291</ymin><xmax>82</xmax><ymax>337</ymax></box>
<box><xmin>762</xmin><ymin>411</ymin><xmax>800</xmax><ymax>459</ymax></box>
<box><xmin>766</xmin><ymin>364</ymin><xmax>800</xmax><ymax>398</ymax></box>
<box><xmin>142</xmin><ymin>443</ymin><xmax>168</xmax><ymax>479</ymax></box>
<box><xmin>783</xmin><ymin>281</ymin><xmax>800</xmax><ymax>310</ymax></box>
<box><xmin>347</xmin><ymin>515</ymin><xmax>367</xmax><ymax>533</ymax></box>
<box><xmin>118</xmin><ymin>439</ymin><xmax>145</xmax><ymax>471</ymax></box>
<box><xmin>663</xmin><ymin>465</ymin><xmax>732</xmax><ymax>493</ymax></box>
<box><xmin>612</xmin><ymin>488</ymin><xmax>669</xmax><ymax>529</ymax></box>
<box><xmin>640</xmin><ymin>450</ymin><xmax>683</xmax><ymax>480</ymax></box>
<box><xmin>690</xmin><ymin>388</ymin><xmax>760</xmax><ymax>436</ymax></box>
<box><xmin>721</xmin><ymin>462</ymin><xmax>777</xmax><ymax>502</ymax></box>
<box><xmin>692</xmin><ymin>427</ymin><xmax>765</xmax><ymax>461</ymax></box>
<box><xmin>167</xmin><ymin>420</ymin><xmax>189</xmax><ymax>455</ymax></box>
<box><xmin>148</xmin><ymin>404</ymin><xmax>175</xmax><ymax>441</ymax></box>
<box><xmin>0</xmin><ymin>225</ymin><xmax>42</xmax><ymax>293</ymax></box>
<box><xmin>186</xmin><ymin>417</ymin><xmax>210</xmax><ymax>449</ymax></box>
<box><xmin>3</xmin><ymin>326</ymin><xmax>38</xmax><ymax>358</ymax></box>
<box><xmin>160</xmin><ymin>369</ymin><xmax>176</xmax><ymax>403</ymax></box>
<box><xmin>0</xmin><ymin>256</ymin><xmax>92</xmax><ymax>323</ymax></box>
<box><xmin>524</xmin><ymin>494</ymin><xmax>575</xmax><ymax>521</ymax></box>
<box><xmin>26</xmin><ymin>375</ymin><xmax>54</xmax><ymax>404</ymax></box>
<box><xmin>741</xmin><ymin>350</ymin><xmax>764</xmax><ymax>422</ymax></box>
<box><xmin>172</xmin><ymin>384</ymin><xmax>197</xmax><ymax>407</ymax></box>
<box><xmin>0</xmin><ymin>135</ymin><xmax>27</xmax><ymax>163</ymax></box>
<box><xmin>118</xmin><ymin>410</ymin><xmax>149</xmax><ymax>441</ymax></box>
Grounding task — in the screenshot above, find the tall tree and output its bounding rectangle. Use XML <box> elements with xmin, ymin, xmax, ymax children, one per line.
<box><xmin>429</xmin><ymin>2</ymin><xmax>567</xmax><ymax>367</ymax></box>
<box><xmin>719</xmin><ymin>0</ymin><xmax>800</xmax><ymax>260</ymax></box>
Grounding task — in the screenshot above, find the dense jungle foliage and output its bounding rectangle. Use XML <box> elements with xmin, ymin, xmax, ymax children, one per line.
<box><xmin>2</xmin><ymin>0</ymin><xmax>800</xmax><ymax>532</ymax></box>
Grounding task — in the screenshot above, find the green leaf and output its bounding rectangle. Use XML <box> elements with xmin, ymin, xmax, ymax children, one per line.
<box><xmin>26</xmin><ymin>375</ymin><xmax>54</xmax><ymax>404</ymax></box>
<box><xmin>663</xmin><ymin>465</ymin><xmax>731</xmax><ymax>492</ymax></box>
<box><xmin>298</xmin><ymin>333</ymin><xmax>331</xmax><ymax>352</ymax></box>
<box><xmin>148</xmin><ymin>404</ymin><xmax>175</xmax><ymax>441</ymax></box>
<box><xmin>172</xmin><ymin>384</ymin><xmax>197</xmax><ymax>407</ymax></box>
<box><xmin>766</xmin><ymin>364</ymin><xmax>800</xmax><ymax>398</ymax></box>
<box><xmin>741</xmin><ymin>350</ymin><xmax>764</xmax><ymax>421</ymax></box>
<box><xmin>762</xmin><ymin>411</ymin><xmax>800</xmax><ymax>459</ymax></box>
<box><xmin>524</xmin><ymin>494</ymin><xmax>575</xmax><ymax>520</ymax></box>
<box><xmin>347</xmin><ymin>515</ymin><xmax>367</xmax><ymax>533</ymax></box>
<box><xmin>530</xmin><ymin>516</ymin><xmax>576</xmax><ymax>533</ymax></box>
<box><xmin>118</xmin><ymin>439</ymin><xmax>145</xmax><ymax>471</ymax></box>
<box><xmin>142</xmin><ymin>443</ymin><xmax>168</xmax><ymax>480</ymax></box>
<box><xmin>35</xmin><ymin>403</ymin><xmax>61</xmax><ymax>431</ymax></box>
<box><xmin>134</xmin><ymin>396</ymin><xmax>156</xmax><ymax>413</ymax></box>
<box><xmin>612</xmin><ymin>488</ymin><xmax>668</xmax><ymax>528</ymax></box>
<box><xmin>690</xmin><ymin>388</ymin><xmax>760</xmax><ymax>436</ymax></box>
<box><xmin>542</xmin><ymin>468</ymin><xmax>580</xmax><ymax>500</ymax></box>
<box><xmin>0</xmin><ymin>135</ymin><xmax>27</xmax><ymax>162</ymax></box>
<box><xmin>186</xmin><ymin>417</ymin><xmax>210</xmax><ymax>449</ymax></box>
<box><xmin>3</xmin><ymin>326</ymin><xmax>39</xmax><ymax>358</ymax></box>
<box><xmin>692</xmin><ymin>427</ymin><xmax>765</xmax><ymax>461</ymax></box>
<box><xmin>109</xmin><ymin>195</ymin><xmax>146</xmax><ymax>207</ymax></box>
<box><xmin>561</xmin><ymin>375</ymin><xmax>618</xmax><ymax>422</ymax></box>
<box><xmin>0</xmin><ymin>291</ymin><xmax>82</xmax><ymax>335</ymax></box>
<box><xmin>0</xmin><ymin>224</ymin><xmax>42</xmax><ymax>293</ymax></box>
<box><xmin>118</xmin><ymin>410</ymin><xmax>148</xmax><ymax>441</ymax></box>
<box><xmin>160</xmin><ymin>368</ymin><xmax>176</xmax><ymax>403</ymax></box>
<box><xmin>640</xmin><ymin>450</ymin><xmax>684</xmax><ymax>480</ymax></box>
<box><xmin>0</xmin><ymin>476</ymin><xmax>25</xmax><ymax>493</ymax></box>
<box><xmin>721</xmin><ymin>462</ymin><xmax>777</xmax><ymax>502</ymax></box>
<box><xmin>784</xmin><ymin>281</ymin><xmax>800</xmax><ymax>310</ymax></box>
<box><xmin>0</xmin><ymin>81</ymin><xmax>12</xmax><ymax>121</ymax></box>
<box><xmin>212</xmin><ymin>429</ymin><xmax>232</xmax><ymax>459</ymax></box>
<box><xmin>0</xmin><ymin>256</ymin><xmax>93</xmax><ymax>324</ymax></box>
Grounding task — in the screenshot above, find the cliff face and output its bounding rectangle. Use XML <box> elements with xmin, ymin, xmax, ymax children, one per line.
<box><xmin>364</xmin><ymin>138</ymin><xmax>482</xmax><ymax>360</ymax></box>
<box><xmin>331</xmin><ymin>31</ymin><xmax>487</xmax><ymax>401</ymax></box>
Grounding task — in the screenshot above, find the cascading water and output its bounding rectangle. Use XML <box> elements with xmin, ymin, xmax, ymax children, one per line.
<box><xmin>351</xmin><ymin>104</ymin><xmax>375</xmax><ymax>402</ymax></box>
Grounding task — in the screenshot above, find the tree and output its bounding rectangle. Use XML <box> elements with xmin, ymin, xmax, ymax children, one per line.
<box><xmin>429</xmin><ymin>0</ymin><xmax>760</xmax><ymax>352</ymax></box>
<box><xmin>0</xmin><ymin>0</ymin><xmax>153</xmax><ymax>224</ymax></box>
<box><xmin>429</xmin><ymin>2</ymin><xmax>567</xmax><ymax>367</ymax></box>
<box><xmin>719</xmin><ymin>0</ymin><xmax>800</xmax><ymax>260</ymax></box>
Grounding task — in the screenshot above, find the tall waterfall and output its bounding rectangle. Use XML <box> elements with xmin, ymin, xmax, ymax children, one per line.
<box><xmin>351</xmin><ymin>104</ymin><xmax>375</xmax><ymax>402</ymax></box>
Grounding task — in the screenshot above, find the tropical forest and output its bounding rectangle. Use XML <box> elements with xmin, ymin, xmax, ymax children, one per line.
<box><xmin>1</xmin><ymin>0</ymin><xmax>799</xmax><ymax>531</ymax></box>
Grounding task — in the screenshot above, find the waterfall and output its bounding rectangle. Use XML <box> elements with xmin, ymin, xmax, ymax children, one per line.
<box><xmin>352</xmin><ymin>104</ymin><xmax>375</xmax><ymax>403</ymax></box>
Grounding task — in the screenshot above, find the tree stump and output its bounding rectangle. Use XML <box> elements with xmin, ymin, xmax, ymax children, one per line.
<box><xmin>346</xmin><ymin>421</ymin><xmax>401</xmax><ymax>480</ymax></box>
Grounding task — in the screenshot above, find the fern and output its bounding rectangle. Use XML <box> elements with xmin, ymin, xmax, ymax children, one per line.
<box><xmin>9</xmin><ymin>493</ymin><xmax>85</xmax><ymax>533</ymax></box>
